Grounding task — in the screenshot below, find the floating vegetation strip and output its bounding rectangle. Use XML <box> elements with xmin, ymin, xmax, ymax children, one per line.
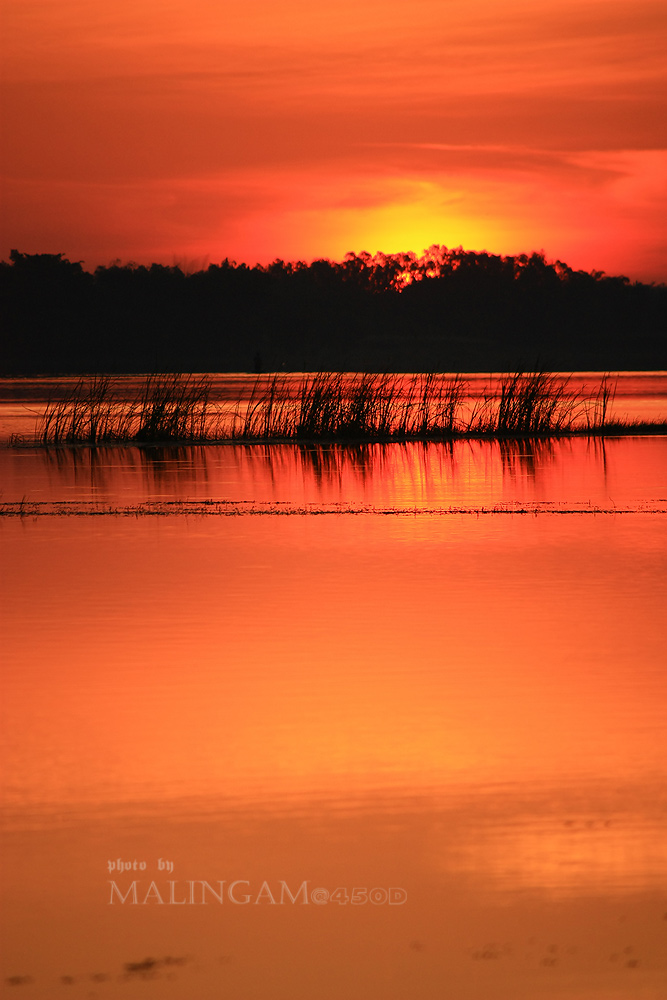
<box><xmin>31</xmin><ymin>371</ymin><xmax>660</xmax><ymax>447</ymax></box>
<box><xmin>2</xmin><ymin>500</ymin><xmax>666</xmax><ymax>518</ymax></box>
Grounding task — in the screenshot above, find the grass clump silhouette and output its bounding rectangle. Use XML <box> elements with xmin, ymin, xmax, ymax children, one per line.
<box><xmin>38</xmin><ymin>374</ymin><xmax>214</xmax><ymax>445</ymax></box>
<box><xmin>468</xmin><ymin>371</ymin><xmax>605</xmax><ymax>435</ymax></box>
<box><xmin>134</xmin><ymin>374</ymin><xmax>211</xmax><ymax>441</ymax></box>
<box><xmin>233</xmin><ymin>373</ymin><xmax>468</xmax><ymax>440</ymax></box>
<box><xmin>35</xmin><ymin>371</ymin><xmax>637</xmax><ymax>446</ymax></box>
<box><xmin>38</xmin><ymin>376</ymin><xmax>123</xmax><ymax>444</ymax></box>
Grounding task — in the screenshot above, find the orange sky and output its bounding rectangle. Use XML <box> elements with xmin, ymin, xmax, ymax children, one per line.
<box><xmin>1</xmin><ymin>0</ymin><xmax>666</xmax><ymax>280</ymax></box>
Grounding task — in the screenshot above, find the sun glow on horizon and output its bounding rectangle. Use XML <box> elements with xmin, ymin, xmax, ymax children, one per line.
<box><xmin>211</xmin><ymin>176</ymin><xmax>509</xmax><ymax>269</ymax></box>
<box><xmin>315</xmin><ymin>179</ymin><xmax>513</xmax><ymax>265</ymax></box>
<box><xmin>2</xmin><ymin>0</ymin><xmax>665</xmax><ymax>282</ymax></box>
<box><xmin>169</xmin><ymin>162</ymin><xmax>662</xmax><ymax>281</ymax></box>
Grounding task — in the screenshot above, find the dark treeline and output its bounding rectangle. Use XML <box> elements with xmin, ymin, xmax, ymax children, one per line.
<box><xmin>2</xmin><ymin>247</ymin><xmax>665</xmax><ymax>374</ymax></box>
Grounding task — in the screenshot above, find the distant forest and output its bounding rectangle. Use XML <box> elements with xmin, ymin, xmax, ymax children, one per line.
<box><xmin>2</xmin><ymin>247</ymin><xmax>666</xmax><ymax>374</ymax></box>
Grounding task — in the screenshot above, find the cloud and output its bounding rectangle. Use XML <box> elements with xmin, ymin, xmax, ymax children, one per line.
<box><xmin>2</xmin><ymin>0</ymin><xmax>665</xmax><ymax>279</ymax></box>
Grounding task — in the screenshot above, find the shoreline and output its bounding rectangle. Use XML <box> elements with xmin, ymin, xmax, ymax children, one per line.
<box><xmin>5</xmin><ymin>421</ymin><xmax>667</xmax><ymax>451</ymax></box>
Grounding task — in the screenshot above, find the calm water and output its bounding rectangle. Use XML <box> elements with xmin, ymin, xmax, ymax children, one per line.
<box><xmin>1</xmin><ymin>380</ymin><xmax>667</xmax><ymax>999</ymax></box>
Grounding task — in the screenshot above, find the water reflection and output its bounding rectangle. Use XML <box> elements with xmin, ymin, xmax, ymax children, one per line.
<box><xmin>1</xmin><ymin>436</ymin><xmax>665</xmax><ymax>511</ymax></box>
<box><xmin>496</xmin><ymin>437</ymin><xmax>557</xmax><ymax>478</ymax></box>
<box><xmin>1</xmin><ymin>436</ymin><xmax>667</xmax><ymax>999</ymax></box>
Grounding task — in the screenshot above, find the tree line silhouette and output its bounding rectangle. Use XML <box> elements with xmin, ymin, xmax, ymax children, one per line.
<box><xmin>2</xmin><ymin>247</ymin><xmax>665</xmax><ymax>374</ymax></box>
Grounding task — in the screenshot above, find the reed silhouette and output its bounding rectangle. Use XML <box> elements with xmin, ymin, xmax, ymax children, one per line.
<box><xmin>33</xmin><ymin>371</ymin><xmax>660</xmax><ymax>446</ymax></box>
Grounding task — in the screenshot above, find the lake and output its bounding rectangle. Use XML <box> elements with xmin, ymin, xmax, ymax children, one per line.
<box><xmin>1</xmin><ymin>373</ymin><xmax>666</xmax><ymax>999</ymax></box>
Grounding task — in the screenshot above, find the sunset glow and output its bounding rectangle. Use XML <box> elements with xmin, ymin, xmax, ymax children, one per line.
<box><xmin>2</xmin><ymin>0</ymin><xmax>666</xmax><ymax>280</ymax></box>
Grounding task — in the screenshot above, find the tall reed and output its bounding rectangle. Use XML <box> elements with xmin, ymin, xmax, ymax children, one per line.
<box><xmin>38</xmin><ymin>376</ymin><xmax>131</xmax><ymax>444</ymax></box>
<box><xmin>134</xmin><ymin>374</ymin><xmax>212</xmax><ymax>441</ymax></box>
<box><xmin>38</xmin><ymin>374</ymin><xmax>215</xmax><ymax>444</ymax></box>
<box><xmin>469</xmin><ymin>372</ymin><xmax>584</xmax><ymax>435</ymax></box>
<box><xmin>230</xmin><ymin>373</ymin><xmax>471</xmax><ymax>440</ymax></box>
<box><xmin>36</xmin><ymin>371</ymin><xmax>619</xmax><ymax>445</ymax></box>
<box><xmin>582</xmin><ymin>375</ymin><xmax>615</xmax><ymax>430</ymax></box>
